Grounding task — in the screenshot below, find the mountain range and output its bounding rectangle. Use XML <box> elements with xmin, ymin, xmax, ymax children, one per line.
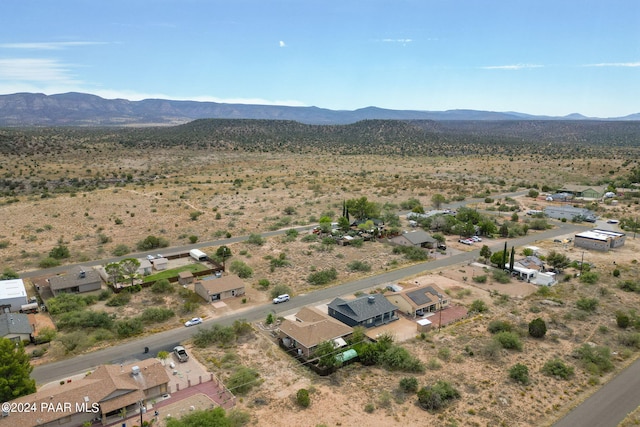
<box><xmin>0</xmin><ymin>92</ymin><xmax>638</xmax><ymax>127</ymax></box>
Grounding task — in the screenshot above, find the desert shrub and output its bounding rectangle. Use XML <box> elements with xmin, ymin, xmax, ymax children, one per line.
<box><xmin>528</xmin><ymin>317</ymin><xmax>547</xmax><ymax>338</ymax></box>
<box><xmin>246</xmin><ymin>233</ymin><xmax>265</xmax><ymax>246</ymax></box>
<box><xmin>347</xmin><ymin>260</ymin><xmax>371</xmax><ymax>272</ymax></box>
<box><xmin>39</xmin><ymin>257</ymin><xmax>61</xmax><ymax>268</ymax></box>
<box><xmin>188</xmin><ymin>235</ymin><xmax>198</xmax><ymax>243</ymax></box>
<box><xmin>31</xmin><ymin>347</ymin><xmax>47</xmax><ymax>358</ymax></box>
<box><xmin>613</xmin><ymin>268</ymin><xmax>621</xmax><ymax>277</ymax></box>
<box><xmin>399</xmin><ymin>377</ymin><xmax>419</xmax><ymax>393</ymax></box>
<box><xmin>470</xmin><ymin>299</ymin><xmax>488</xmax><ymax>313</ymax></box>
<box><xmin>226</xmin><ymin>367</ymin><xmax>259</xmax><ymax>395</ymax></box>
<box><xmin>350</xmin><ymin>238</ymin><xmax>364</xmax><ymax>247</ymax></box>
<box><xmin>488</xmin><ymin>320</ymin><xmax>513</xmax><ymax>334</ymax></box>
<box><xmin>230</xmin><ymin>260</ymin><xmax>253</xmax><ymax>278</ymax></box>
<box><xmin>392</xmin><ymin>245</ymin><xmax>428</xmax><ymax>261</ymax></box>
<box><xmin>492</xmin><ymin>269</ymin><xmax>511</xmax><ymax>284</ymax></box>
<box><xmin>509</xmin><ymin>363</ymin><xmax>530</xmax><ymax>385</ymax></box>
<box><xmin>114</xmin><ymin>318</ymin><xmax>143</xmax><ymax>338</ymax></box>
<box><xmin>618</xmin><ymin>280</ymin><xmax>640</xmax><ymax>292</ymax></box>
<box><xmin>58</xmin><ymin>331</ymin><xmax>90</xmax><ymax>353</ymax></box>
<box><xmin>301</xmin><ymin>234</ymin><xmax>318</xmax><ymax>242</ymax></box>
<box><xmin>417</xmin><ymin>380</ymin><xmax>460</xmax><ymax>411</ymax></box>
<box><xmin>49</xmin><ymin>244</ymin><xmax>70</xmax><ymax>259</ymax></box>
<box><xmin>576</xmin><ymin>297</ymin><xmax>598</xmax><ymax>312</ymax></box>
<box><xmin>296</xmin><ymin>388</ymin><xmax>310</xmax><ymax>408</ymax></box>
<box><xmin>34</xmin><ymin>327</ymin><xmax>57</xmax><ymax>344</ymax></box>
<box><xmin>494</xmin><ymin>332</ymin><xmax>523</xmax><ymax>351</ymax></box>
<box><xmin>57</xmin><ymin>310</ymin><xmax>113</xmax><ymax>330</ymax></box>
<box><xmin>136</xmin><ymin>235</ymin><xmax>169</xmax><ymax>250</ymax></box>
<box><xmin>427</xmin><ymin>358</ymin><xmax>442</xmax><ymax>370</ymax></box>
<box><xmin>124</xmin><ymin>284</ymin><xmax>142</xmax><ymax>293</ymax></box>
<box><xmin>574</xmin><ymin>344</ymin><xmax>614</xmax><ymax>375</ymax></box>
<box><xmin>106</xmin><ymin>292</ymin><xmax>131</xmax><ymax>307</ymax></box>
<box><xmin>139</xmin><ymin>307</ymin><xmax>174</xmax><ymax>323</ymax></box>
<box><xmin>282</xmin><ymin>228</ymin><xmax>299</xmax><ymax>242</ymax></box>
<box><xmin>619</xmin><ymin>332</ymin><xmax>640</xmax><ymax>349</ymax></box>
<box><xmin>616</xmin><ymin>311</ymin><xmax>630</xmax><ymax>329</ymax></box>
<box><xmin>193</xmin><ymin>324</ymin><xmax>237</xmax><ymax>348</ymax></box>
<box><xmin>46</xmin><ymin>293</ymin><xmax>87</xmax><ymax>315</ymax></box>
<box><xmin>151</xmin><ymin>278</ymin><xmax>174</xmax><ymax>293</ymax></box>
<box><xmin>580</xmin><ymin>271</ymin><xmax>599</xmax><ymax>285</ymax></box>
<box><xmin>111</xmin><ymin>244</ymin><xmax>130</xmax><ymax>256</ymax></box>
<box><xmin>257</xmin><ymin>278</ymin><xmax>270</xmax><ymax>289</ymax></box>
<box><xmin>364</xmin><ymin>403</ymin><xmax>375</xmax><ymax>413</ymax></box>
<box><xmin>379</xmin><ymin>346</ymin><xmax>425</xmax><ymax>373</ymax></box>
<box><xmin>270</xmin><ymin>284</ymin><xmax>292</xmax><ymax>299</ymax></box>
<box><xmin>541</xmin><ymin>358</ymin><xmax>575</xmax><ymax>379</ymax></box>
<box><xmin>437</xmin><ymin>347</ymin><xmax>451</xmax><ymax>361</ymax></box>
<box><xmin>473</xmin><ymin>275</ymin><xmax>488</xmax><ymax>283</ymax></box>
<box><xmin>307</xmin><ymin>268</ymin><xmax>338</xmax><ymax>286</ymax></box>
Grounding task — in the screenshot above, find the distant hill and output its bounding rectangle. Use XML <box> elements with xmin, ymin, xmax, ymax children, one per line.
<box><xmin>0</xmin><ymin>92</ymin><xmax>637</xmax><ymax>127</ymax></box>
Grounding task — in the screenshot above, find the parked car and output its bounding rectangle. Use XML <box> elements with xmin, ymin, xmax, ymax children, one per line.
<box><xmin>470</xmin><ymin>236</ymin><xmax>482</xmax><ymax>242</ymax></box>
<box><xmin>458</xmin><ymin>238</ymin><xmax>473</xmax><ymax>245</ymax></box>
<box><xmin>437</xmin><ymin>243</ymin><xmax>447</xmax><ymax>250</ymax></box>
<box><xmin>273</xmin><ymin>294</ymin><xmax>290</xmax><ymax>304</ymax></box>
<box><xmin>146</xmin><ymin>255</ymin><xmax>155</xmax><ymax>260</ymax></box>
<box><xmin>173</xmin><ymin>345</ymin><xmax>189</xmax><ymax>362</ymax></box>
<box><xmin>607</xmin><ymin>219</ymin><xmax>619</xmax><ymax>224</ymax></box>
<box><xmin>184</xmin><ymin>317</ymin><xmax>203</xmax><ymax>327</ymax></box>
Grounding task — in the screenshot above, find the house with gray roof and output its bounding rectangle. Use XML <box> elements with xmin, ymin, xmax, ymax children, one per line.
<box><xmin>328</xmin><ymin>294</ymin><xmax>398</xmax><ymax>328</ymax></box>
<box><xmin>0</xmin><ymin>312</ymin><xmax>33</xmax><ymax>344</ymax></box>
<box><xmin>544</xmin><ymin>206</ymin><xmax>596</xmax><ymax>223</ymax></box>
<box><xmin>390</xmin><ymin>230</ymin><xmax>437</xmax><ymax>248</ymax></box>
<box><xmin>48</xmin><ymin>266</ymin><xmax>103</xmax><ymax>297</ymax></box>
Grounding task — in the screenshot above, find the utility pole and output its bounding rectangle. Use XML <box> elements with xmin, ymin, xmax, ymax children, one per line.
<box><xmin>438</xmin><ymin>294</ymin><xmax>443</xmax><ymax>332</ymax></box>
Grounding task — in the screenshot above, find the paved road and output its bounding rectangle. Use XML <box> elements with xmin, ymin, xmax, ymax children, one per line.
<box><xmin>31</xmin><ymin>221</ymin><xmax>585</xmax><ymax>384</ymax></box>
<box><xmin>552</xmin><ymin>357</ymin><xmax>640</xmax><ymax>427</ymax></box>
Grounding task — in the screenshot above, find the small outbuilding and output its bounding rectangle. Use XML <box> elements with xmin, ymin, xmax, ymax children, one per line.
<box><xmin>178</xmin><ymin>271</ymin><xmax>194</xmax><ymax>286</ymax></box>
<box><xmin>194</xmin><ymin>274</ymin><xmax>245</xmax><ymax>302</ymax></box>
<box><xmin>152</xmin><ymin>257</ymin><xmax>168</xmax><ymax>271</ymax></box>
<box><xmin>574</xmin><ymin>229</ymin><xmax>626</xmax><ymax>251</ymax></box>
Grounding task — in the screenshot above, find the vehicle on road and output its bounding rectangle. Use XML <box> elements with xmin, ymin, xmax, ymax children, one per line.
<box><xmin>273</xmin><ymin>294</ymin><xmax>290</xmax><ymax>304</ymax></box>
<box><xmin>184</xmin><ymin>317</ymin><xmax>203</xmax><ymax>327</ymax></box>
<box><xmin>173</xmin><ymin>345</ymin><xmax>189</xmax><ymax>362</ymax></box>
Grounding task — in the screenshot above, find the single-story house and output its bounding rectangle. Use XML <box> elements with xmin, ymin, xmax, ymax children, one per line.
<box><xmin>384</xmin><ymin>283</ymin><xmax>448</xmax><ymax>318</ymax></box>
<box><xmin>574</xmin><ymin>229</ymin><xmax>626</xmax><ymax>251</ymax></box>
<box><xmin>0</xmin><ymin>358</ymin><xmax>169</xmax><ymax>427</ymax></box>
<box><xmin>194</xmin><ymin>274</ymin><xmax>246</xmax><ymax>302</ymax></box>
<box><xmin>152</xmin><ymin>257</ymin><xmax>168</xmax><ymax>271</ymax></box>
<box><xmin>544</xmin><ymin>206</ymin><xmax>596</xmax><ymax>222</ymax></box>
<box><xmin>0</xmin><ymin>278</ymin><xmax>28</xmax><ymax>313</ymax></box>
<box><xmin>514</xmin><ymin>255</ymin><xmax>545</xmax><ymax>271</ymax></box>
<box><xmin>279</xmin><ymin>306</ymin><xmax>354</xmax><ymax>358</ymax></box>
<box><xmin>390</xmin><ymin>230</ymin><xmax>437</xmax><ymax>249</ymax></box>
<box><xmin>558</xmin><ymin>185</ymin><xmax>604</xmax><ymax>200</ymax></box>
<box><xmin>328</xmin><ymin>294</ymin><xmax>398</xmax><ymax>328</ymax></box>
<box><xmin>0</xmin><ymin>312</ymin><xmax>33</xmax><ymax>344</ymax></box>
<box><xmin>48</xmin><ymin>266</ymin><xmax>103</xmax><ymax>297</ymax></box>
<box><xmin>178</xmin><ymin>271</ymin><xmax>195</xmax><ymax>286</ymax></box>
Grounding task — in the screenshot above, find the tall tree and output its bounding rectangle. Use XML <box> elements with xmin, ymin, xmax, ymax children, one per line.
<box><xmin>431</xmin><ymin>194</ymin><xmax>446</xmax><ymax>209</ymax></box>
<box><xmin>0</xmin><ymin>338</ymin><xmax>36</xmax><ymax>401</ymax></box>
<box><xmin>119</xmin><ymin>258</ymin><xmax>141</xmax><ymax>286</ymax></box>
<box><xmin>346</xmin><ymin>197</ymin><xmax>379</xmax><ymax>221</ymax></box>
<box><xmin>104</xmin><ymin>262</ymin><xmax>122</xmax><ymax>287</ymax></box>
<box><xmin>509</xmin><ymin>246</ymin><xmax>516</xmax><ymax>272</ymax></box>
<box><xmin>502</xmin><ymin>242</ymin><xmax>508</xmax><ymax>269</ymax></box>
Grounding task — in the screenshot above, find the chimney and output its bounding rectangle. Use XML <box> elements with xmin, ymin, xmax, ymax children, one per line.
<box><xmin>368</xmin><ymin>296</ymin><xmax>375</xmax><ymax>304</ymax></box>
<box><xmin>131</xmin><ymin>366</ymin><xmax>141</xmax><ymax>376</ymax></box>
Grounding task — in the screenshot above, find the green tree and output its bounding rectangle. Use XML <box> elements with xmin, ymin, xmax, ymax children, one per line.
<box><xmin>157</xmin><ymin>350</ymin><xmax>169</xmax><ymax>365</ymax></box>
<box><xmin>528</xmin><ymin>317</ymin><xmax>547</xmax><ymax>338</ymax></box>
<box><xmin>480</xmin><ymin>245</ymin><xmax>492</xmax><ymax>261</ymax></box>
<box><xmin>470</xmin><ymin>299</ymin><xmax>488</xmax><ymax>313</ymax></box>
<box><xmin>337</xmin><ymin>216</ymin><xmax>351</xmax><ymax>232</ymax></box>
<box><xmin>216</xmin><ymin>245</ymin><xmax>232</xmax><ymax>262</ymax></box>
<box><xmin>314</xmin><ymin>340</ymin><xmax>339</xmax><ymax>369</ymax></box>
<box><xmin>528</xmin><ymin>189</ymin><xmax>539</xmax><ymax>198</ymax></box>
<box><xmin>119</xmin><ymin>258</ymin><xmax>140</xmax><ymax>286</ymax></box>
<box><xmin>104</xmin><ymin>262</ymin><xmax>122</xmax><ymax>287</ymax></box>
<box><xmin>0</xmin><ymin>338</ymin><xmax>36</xmax><ymax>401</ymax></box>
<box><xmin>616</xmin><ymin>311</ymin><xmax>630</xmax><ymax>329</ymax></box>
<box><xmin>49</xmin><ymin>244</ymin><xmax>70</xmax><ymax>259</ymax></box>
<box><xmin>165</xmin><ymin>407</ymin><xmax>232</xmax><ymax>427</ymax></box>
<box><xmin>346</xmin><ymin>197</ymin><xmax>380</xmax><ymax>221</ymax></box>
<box><xmin>226</xmin><ymin>366</ymin><xmax>259</xmax><ymax>395</ymax></box>
<box><xmin>230</xmin><ymin>260</ymin><xmax>253</xmax><ymax>278</ymax></box>
<box><xmin>490</xmin><ymin>251</ymin><xmax>508</xmax><ymax>268</ymax></box>
<box><xmin>546</xmin><ymin>251</ymin><xmax>570</xmax><ymax>272</ymax></box>
<box><xmin>431</xmin><ymin>194</ymin><xmax>446</xmax><ymax>209</ymax></box>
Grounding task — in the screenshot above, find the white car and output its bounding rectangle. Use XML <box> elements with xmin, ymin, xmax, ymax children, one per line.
<box><xmin>273</xmin><ymin>294</ymin><xmax>290</xmax><ymax>304</ymax></box>
<box><xmin>184</xmin><ymin>317</ymin><xmax>203</xmax><ymax>327</ymax></box>
<box><xmin>471</xmin><ymin>236</ymin><xmax>482</xmax><ymax>242</ymax></box>
<box><xmin>458</xmin><ymin>238</ymin><xmax>473</xmax><ymax>245</ymax></box>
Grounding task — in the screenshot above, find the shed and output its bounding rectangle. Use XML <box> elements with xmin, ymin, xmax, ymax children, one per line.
<box><xmin>178</xmin><ymin>271</ymin><xmax>194</xmax><ymax>286</ymax></box>
<box><xmin>335</xmin><ymin>349</ymin><xmax>358</xmax><ymax>364</ymax></box>
<box><xmin>416</xmin><ymin>318</ymin><xmax>432</xmax><ymax>332</ymax></box>
<box><xmin>152</xmin><ymin>257</ymin><xmax>168</xmax><ymax>271</ymax></box>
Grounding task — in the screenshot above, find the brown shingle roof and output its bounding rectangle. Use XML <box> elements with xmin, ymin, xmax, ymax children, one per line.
<box><xmin>197</xmin><ymin>275</ymin><xmax>245</xmax><ymax>293</ymax></box>
<box><xmin>280</xmin><ymin>307</ymin><xmax>353</xmax><ymax>349</ymax></box>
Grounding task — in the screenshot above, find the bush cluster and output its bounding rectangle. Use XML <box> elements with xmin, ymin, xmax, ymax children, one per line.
<box><xmin>417</xmin><ymin>380</ymin><xmax>460</xmax><ymax>411</ymax></box>
<box><xmin>307</xmin><ymin>268</ymin><xmax>338</xmax><ymax>285</ymax></box>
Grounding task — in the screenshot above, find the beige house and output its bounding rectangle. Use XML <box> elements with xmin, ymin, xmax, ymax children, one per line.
<box><xmin>0</xmin><ymin>358</ymin><xmax>169</xmax><ymax>427</ymax></box>
<box><xmin>194</xmin><ymin>274</ymin><xmax>245</xmax><ymax>302</ymax></box>
<box><xmin>384</xmin><ymin>283</ymin><xmax>448</xmax><ymax>318</ymax></box>
<box><xmin>279</xmin><ymin>307</ymin><xmax>354</xmax><ymax>358</ymax></box>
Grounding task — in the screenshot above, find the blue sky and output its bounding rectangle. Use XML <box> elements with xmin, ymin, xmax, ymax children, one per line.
<box><xmin>1</xmin><ymin>0</ymin><xmax>639</xmax><ymax>117</ymax></box>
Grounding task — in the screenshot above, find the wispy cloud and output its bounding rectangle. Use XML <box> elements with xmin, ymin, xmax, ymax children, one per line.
<box><xmin>584</xmin><ymin>61</ymin><xmax>640</xmax><ymax>67</ymax></box>
<box><xmin>0</xmin><ymin>41</ymin><xmax>108</xmax><ymax>50</ymax></box>
<box><xmin>481</xmin><ymin>64</ymin><xmax>543</xmax><ymax>70</ymax></box>
<box><xmin>0</xmin><ymin>58</ymin><xmax>81</xmax><ymax>83</ymax></box>
<box><xmin>279</xmin><ymin>40</ymin><xmax>286</xmax><ymax>48</ymax></box>
<box><xmin>382</xmin><ymin>38</ymin><xmax>413</xmax><ymax>43</ymax></box>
